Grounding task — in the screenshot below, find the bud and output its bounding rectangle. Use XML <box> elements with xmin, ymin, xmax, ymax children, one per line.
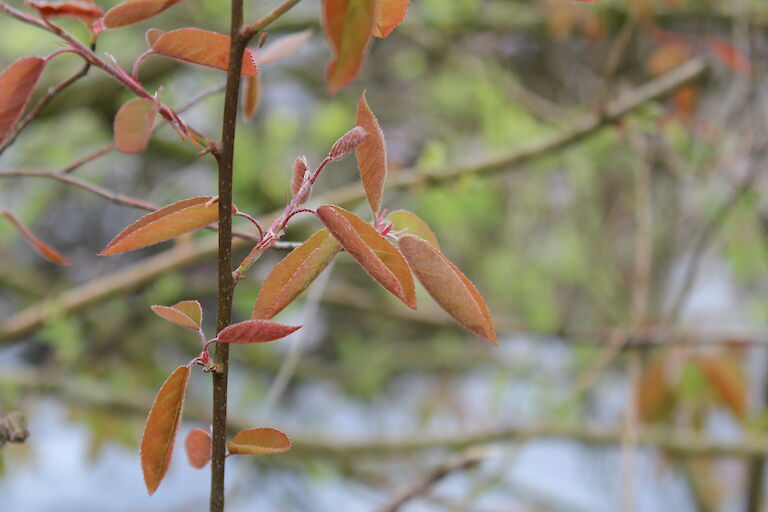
<box><xmin>328</xmin><ymin>126</ymin><xmax>368</xmax><ymax>161</ymax></box>
<box><xmin>291</xmin><ymin>156</ymin><xmax>310</xmax><ymax>204</ymax></box>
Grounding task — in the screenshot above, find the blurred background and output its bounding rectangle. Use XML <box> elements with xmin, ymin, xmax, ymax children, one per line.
<box><xmin>1</xmin><ymin>0</ymin><xmax>768</xmax><ymax>510</ymax></box>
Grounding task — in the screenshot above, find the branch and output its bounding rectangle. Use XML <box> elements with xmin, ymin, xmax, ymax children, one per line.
<box><xmin>0</xmin><ymin>60</ymin><xmax>707</xmax><ymax>342</ymax></box>
<box><xmin>242</xmin><ymin>0</ymin><xmax>304</xmax><ymax>38</ymax></box>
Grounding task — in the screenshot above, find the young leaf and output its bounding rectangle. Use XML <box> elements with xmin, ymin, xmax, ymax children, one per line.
<box><xmin>113</xmin><ymin>98</ymin><xmax>159</xmax><ymax>154</ymax></box>
<box><xmin>636</xmin><ymin>355</ymin><xmax>675</xmax><ymax>423</ymax></box>
<box><xmin>27</xmin><ymin>0</ymin><xmax>104</xmax><ymax>24</ymax></box>
<box><xmin>355</xmin><ymin>93</ymin><xmax>387</xmax><ymax>214</ymax></box>
<box><xmin>184</xmin><ymin>428</ymin><xmax>211</xmax><ymax>469</ymax></box>
<box><xmin>227</xmin><ymin>428</ymin><xmax>291</xmax><ymax>456</ymax></box>
<box><xmin>145</xmin><ymin>28</ymin><xmax>164</xmax><ymax>46</ymax></box>
<box><xmin>328</xmin><ymin>126</ymin><xmax>368</xmax><ymax>161</ymax></box>
<box><xmin>316</xmin><ymin>205</ymin><xmax>416</xmax><ymax>309</ymax></box>
<box><xmin>322</xmin><ymin>0</ymin><xmax>377</xmax><ymax>94</ymax></box>
<box><xmin>373</xmin><ymin>0</ymin><xmax>408</xmax><ymax>38</ymax></box>
<box><xmin>387</xmin><ymin>210</ymin><xmax>439</xmax><ymax>248</ymax></box>
<box><xmin>398</xmin><ymin>235</ymin><xmax>496</xmax><ymax>343</ymax></box>
<box><xmin>140</xmin><ymin>365</ymin><xmax>190</xmax><ymax>495</ymax></box>
<box><xmin>0</xmin><ymin>56</ymin><xmax>46</xmax><ymax>145</ymax></box>
<box><xmin>150</xmin><ymin>300</ymin><xmax>202</xmax><ymax>331</ymax></box>
<box><xmin>150</xmin><ymin>28</ymin><xmax>258</xmax><ymax>75</ymax></box>
<box><xmin>253</xmin><ymin>30</ymin><xmax>312</xmax><ymax>66</ymax></box>
<box><xmin>290</xmin><ymin>156</ymin><xmax>310</xmax><ymax>204</ymax></box>
<box><xmin>104</xmin><ymin>0</ymin><xmax>186</xmax><ymax>29</ymax></box>
<box><xmin>242</xmin><ymin>74</ymin><xmax>260</xmax><ymax>121</ymax></box>
<box><xmin>252</xmin><ymin>228</ymin><xmax>340</xmax><ymax>319</ymax></box>
<box><xmin>0</xmin><ymin>209</ymin><xmax>69</xmax><ymax>264</ymax></box>
<box><xmin>99</xmin><ymin>196</ymin><xmax>224</xmax><ymax>255</ymax></box>
<box><xmin>217</xmin><ymin>320</ymin><xmax>300</xmax><ymax>344</ymax></box>
<box><xmin>697</xmin><ymin>355</ymin><xmax>747</xmax><ymax>420</ymax></box>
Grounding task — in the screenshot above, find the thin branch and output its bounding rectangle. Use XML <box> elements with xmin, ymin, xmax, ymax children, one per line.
<box><xmin>242</xmin><ymin>0</ymin><xmax>304</xmax><ymax>38</ymax></box>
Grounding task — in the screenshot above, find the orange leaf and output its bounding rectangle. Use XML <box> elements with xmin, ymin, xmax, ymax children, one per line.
<box><xmin>227</xmin><ymin>428</ymin><xmax>291</xmax><ymax>456</ymax></box>
<box><xmin>242</xmin><ymin>74</ymin><xmax>260</xmax><ymax>121</ymax></box>
<box><xmin>114</xmin><ymin>98</ymin><xmax>159</xmax><ymax>154</ymax></box>
<box><xmin>140</xmin><ymin>365</ymin><xmax>190</xmax><ymax>495</ymax></box>
<box><xmin>104</xmin><ymin>0</ymin><xmax>185</xmax><ymax>29</ymax></box>
<box><xmin>99</xmin><ymin>196</ymin><xmax>223</xmax><ymax>255</ymax></box>
<box><xmin>1</xmin><ymin>209</ymin><xmax>69</xmax><ymax>264</ymax></box>
<box><xmin>636</xmin><ymin>355</ymin><xmax>675</xmax><ymax>423</ymax></box>
<box><xmin>322</xmin><ymin>0</ymin><xmax>377</xmax><ymax>94</ymax></box>
<box><xmin>373</xmin><ymin>0</ymin><xmax>408</xmax><ymax>38</ymax></box>
<box><xmin>252</xmin><ymin>229</ymin><xmax>340</xmax><ymax>319</ymax></box>
<box><xmin>355</xmin><ymin>93</ymin><xmax>387</xmax><ymax>214</ymax></box>
<box><xmin>217</xmin><ymin>320</ymin><xmax>300</xmax><ymax>344</ymax></box>
<box><xmin>184</xmin><ymin>428</ymin><xmax>211</xmax><ymax>469</ymax></box>
<box><xmin>387</xmin><ymin>210</ymin><xmax>439</xmax><ymax>248</ymax></box>
<box><xmin>290</xmin><ymin>156</ymin><xmax>310</xmax><ymax>204</ymax></box>
<box><xmin>150</xmin><ymin>300</ymin><xmax>202</xmax><ymax>330</ymax></box>
<box><xmin>145</xmin><ymin>28</ymin><xmax>163</xmax><ymax>46</ymax></box>
<box><xmin>646</xmin><ymin>41</ymin><xmax>691</xmax><ymax>77</ymax></box>
<box><xmin>151</xmin><ymin>28</ymin><xmax>258</xmax><ymax>76</ymax></box>
<box><xmin>399</xmin><ymin>235</ymin><xmax>496</xmax><ymax>343</ymax></box>
<box><xmin>316</xmin><ymin>205</ymin><xmax>416</xmax><ymax>309</ymax></box>
<box><xmin>26</xmin><ymin>0</ymin><xmax>104</xmax><ymax>24</ymax></box>
<box><xmin>253</xmin><ymin>30</ymin><xmax>311</xmax><ymax>66</ymax></box>
<box><xmin>0</xmin><ymin>56</ymin><xmax>46</xmax><ymax>145</ymax></box>
<box><xmin>698</xmin><ymin>355</ymin><xmax>747</xmax><ymax>420</ymax></box>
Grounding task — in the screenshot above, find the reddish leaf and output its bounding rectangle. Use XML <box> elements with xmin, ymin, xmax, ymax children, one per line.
<box><xmin>140</xmin><ymin>366</ymin><xmax>190</xmax><ymax>495</ymax></box>
<box><xmin>698</xmin><ymin>355</ymin><xmax>747</xmax><ymax>420</ymax></box>
<box><xmin>184</xmin><ymin>428</ymin><xmax>211</xmax><ymax>469</ymax></box>
<box><xmin>0</xmin><ymin>56</ymin><xmax>46</xmax><ymax>146</ymax></box>
<box><xmin>706</xmin><ymin>37</ymin><xmax>751</xmax><ymax>75</ymax></box>
<box><xmin>26</xmin><ymin>0</ymin><xmax>103</xmax><ymax>24</ymax></box>
<box><xmin>373</xmin><ymin>0</ymin><xmax>408</xmax><ymax>38</ymax></box>
<box><xmin>252</xmin><ymin>229</ymin><xmax>340</xmax><ymax>319</ymax></box>
<box><xmin>316</xmin><ymin>205</ymin><xmax>416</xmax><ymax>309</ymax></box>
<box><xmin>387</xmin><ymin>210</ymin><xmax>439</xmax><ymax>248</ymax></box>
<box><xmin>355</xmin><ymin>93</ymin><xmax>387</xmax><ymax>214</ymax></box>
<box><xmin>113</xmin><ymin>98</ymin><xmax>159</xmax><ymax>154</ymax></box>
<box><xmin>322</xmin><ymin>0</ymin><xmax>377</xmax><ymax>94</ymax></box>
<box><xmin>227</xmin><ymin>428</ymin><xmax>291</xmax><ymax>456</ymax></box>
<box><xmin>242</xmin><ymin>74</ymin><xmax>260</xmax><ymax>121</ymax></box>
<box><xmin>0</xmin><ymin>209</ymin><xmax>69</xmax><ymax>264</ymax></box>
<box><xmin>399</xmin><ymin>235</ymin><xmax>496</xmax><ymax>343</ymax></box>
<box><xmin>99</xmin><ymin>196</ymin><xmax>224</xmax><ymax>255</ymax></box>
<box><xmin>217</xmin><ymin>320</ymin><xmax>301</xmax><ymax>344</ymax></box>
<box><xmin>253</xmin><ymin>30</ymin><xmax>311</xmax><ymax>66</ymax></box>
<box><xmin>151</xmin><ymin>28</ymin><xmax>258</xmax><ymax>75</ymax></box>
<box><xmin>104</xmin><ymin>0</ymin><xmax>185</xmax><ymax>28</ymax></box>
<box><xmin>636</xmin><ymin>355</ymin><xmax>675</xmax><ymax>423</ymax></box>
<box><xmin>329</xmin><ymin>126</ymin><xmax>368</xmax><ymax>161</ymax></box>
<box><xmin>290</xmin><ymin>156</ymin><xmax>310</xmax><ymax>204</ymax></box>
<box><xmin>151</xmin><ymin>300</ymin><xmax>202</xmax><ymax>330</ymax></box>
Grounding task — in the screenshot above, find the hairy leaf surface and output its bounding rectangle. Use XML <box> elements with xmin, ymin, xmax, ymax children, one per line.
<box><xmin>355</xmin><ymin>93</ymin><xmax>386</xmax><ymax>213</ymax></box>
<box><xmin>252</xmin><ymin>229</ymin><xmax>340</xmax><ymax>319</ymax></box>
<box><xmin>316</xmin><ymin>205</ymin><xmax>415</xmax><ymax>309</ymax></box>
<box><xmin>217</xmin><ymin>320</ymin><xmax>300</xmax><ymax>344</ymax></box>
<box><xmin>140</xmin><ymin>366</ymin><xmax>190</xmax><ymax>495</ymax></box>
<box><xmin>399</xmin><ymin>235</ymin><xmax>496</xmax><ymax>343</ymax></box>
<box><xmin>99</xmin><ymin>196</ymin><xmax>223</xmax><ymax>255</ymax></box>
<box><xmin>227</xmin><ymin>428</ymin><xmax>291</xmax><ymax>455</ymax></box>
<box><xmin>373</xmin><ymin>0</ymin><xmax>408</xmax><ymax>38</ymax></box>
<box><xmin>151</xmin><ymin>28</ymin><xmax>258</xmax><ymax>75</ymax></box>
<box><xmin>150</xmin><ymin>300</ymin><xmax>202</xmax><ymax>330</ymax></box>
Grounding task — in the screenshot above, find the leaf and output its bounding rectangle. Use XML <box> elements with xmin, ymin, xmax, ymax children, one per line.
<box><xmin>150</xmin><ymin>300</ymin><xmax>202</xmax><ymax>330</ymax></box>
<box><xmin>104</xmin><ymin>0</ymin><xmax>186</xmax><ymax>29</ymax></box>
<box><xmin>0</xmin><ymin>209</ymin><xmax>69</xmax><ymax>264</ymax></box>
<box><xmin>113</xmin><ymin>98</ymin><xmax>159</xmax><ymax>154</ymax></box>
<box><xmin>227</xmin><ymin>428</ymin><xmax>291</xmax><ymax>456</ymax></box>
<box><xmin>150</xmin><ymin>28</ymin><xmax>258</xmax><ymax>76</ymax></box>
<box><xmin>398</xmin><ymin>235</ymin><xmax>496</xmax><ymax>343</ymax></box>
<box><xmin>27</xmin><ymin>0</ymin><xmax>104</xmax><ymax>24</ymax></box>
<box><xmin>0</xmin><ymin>56</ymin><xmax>46</xmax><ymax>146</ymax></box>
<box><xmin>145</xmin><ymin>28</ymin><xmax>163</xmax><ymax>46</ymax></box>
<box><xmin>387</xmin><ymin>210</ymin><xmax>439</xmax><ymax>248</ymax></box>
<box><xmin>184</xmin><ymin>428</ymin><xmax>211</xmax><ymax>469</ymax></box>
<box><xmin>99</xmin><ymin>196</ymin><xmax>223</xmax><ymax>255</ymax></box>
<box><xmin>706</xmin><ymin>37</ymin><xmax>751</xmax><ymax>75</ymax></box>
<box><xmin>252</xmin><ymin>229</ymin><xmax>340</xmax><ymax>319</ymax></box>
<box><xmin>242</xmin><ymin>74</ymin><xmax>260</xmax><ymax>121</ymax></box>
<box><xmin>355</xmin><ymin>93</ymin><xmax>387</xmax><ymax>214</ymax></box>
<box><xmin>316</xmin><ymin>205</ymin><xmax>416</xmax><ymax>309</ymax></box>
<box><xmin>373</xmin><ymin>0</ymin><xmax>408</xmax><ymax>38</ymax></box>
<box><xmin>328</xmin><ymin>126</ymin><xmax>368</xmax><ymax>161</ymax></box>
<box><xmin>217</xmin><ymin>320</ymin><xmax>301</xmax><ymax>344</ymax></box>
<box><xmin>322</xmin><ymin>0</ymin><xmax>377</xmax><ymax>94</ymax></box>
<box><xmin>290</xmin><ymin>156</ymin><xmax>310</xmax><ymax>203</ymax></box>
<box><xmin>636</xmin><ymin>355</ymin><xmax>675</xmax><ymax>423</ymax></box>
<box><xmin>140</xmin><ymin>365</ymin><xmax>190</xmax><ymax>495</ymax></box>
<box><xmin>253</xmin><ymin>30</ymin><xmax>311</xmax><ymax>66</ymax></box>
<box><xmin>697</xmin><ymin>355</ymin><xmax>747</xmax><ymax>420</ymax></box>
